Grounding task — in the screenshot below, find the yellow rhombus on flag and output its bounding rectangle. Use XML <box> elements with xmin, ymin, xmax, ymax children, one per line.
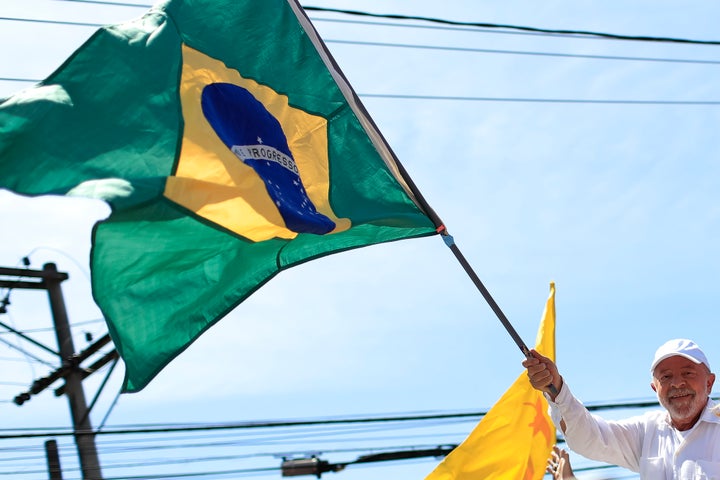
<box><xmin>426</xmin><ymin>282</ymin><xmax>557</xmax><ymax>480</ymax></box>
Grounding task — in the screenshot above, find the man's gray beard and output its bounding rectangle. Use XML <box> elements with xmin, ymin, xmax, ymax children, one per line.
<box><xmin>659</xmin><ymin>388</ymin><xmax>703</xmax><ymax>424</ymax></box>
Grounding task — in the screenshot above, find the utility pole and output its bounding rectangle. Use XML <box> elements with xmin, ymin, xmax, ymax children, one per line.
<box><xmin>0</xmin><ymin>263</ymin><xmax>104</xmax><ymax>480</ymax></box>
<box><xmin>44</xmin><ymin>263</ymin><xmax>103</xmax><ymax>480</ymax></box>
<box><xmin>45</xmin><ymin>439</ymin><xmax>63</xmax><ymax>480</ymax></box>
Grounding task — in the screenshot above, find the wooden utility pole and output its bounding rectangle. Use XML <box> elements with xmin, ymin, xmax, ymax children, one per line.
<box><xmin>44</xmin><ymin>263</ymin><xmax>103</xmax><ymax>479</ymax></box>
<box><xmin>0</xmin><ymin>263</ymin><xmax>104</xmax><ymax>480</ymax></box>
<box><xmin>45</xmin><ymin>439</ymin><xmax>63</xmax><ymax>480</ymax></box>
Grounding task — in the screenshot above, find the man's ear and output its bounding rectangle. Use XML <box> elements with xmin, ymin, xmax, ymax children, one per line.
<box><xmin>707</xmin><ymin>373</ymin><xmax>716</xmax><ymax>394</ymax></box>
<box><xmin>650</xmin><ymin>381</ymin><xmax>657</xmax><ymax>393</ymax></box>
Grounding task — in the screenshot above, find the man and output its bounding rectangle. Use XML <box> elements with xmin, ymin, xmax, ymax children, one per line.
<box><xmin>523</xmin><ymin>338</ymin><xmax>720</xmax><ymax>479</ymax></box>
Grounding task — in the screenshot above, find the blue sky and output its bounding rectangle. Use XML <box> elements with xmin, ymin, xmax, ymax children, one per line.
<box><xmin>1</xmin><ymin>1</ymin><xmax>719</xmax><ymax>479</ymax></box>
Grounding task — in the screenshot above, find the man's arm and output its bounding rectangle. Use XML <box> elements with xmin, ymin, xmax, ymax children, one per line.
<box><xmin>523</xmin><ymin>349</ymin><xmax>643</xmax><ymax>472</ymax></box>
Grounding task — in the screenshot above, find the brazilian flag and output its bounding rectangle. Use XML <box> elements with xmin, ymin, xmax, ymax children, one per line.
<box><xmin>0</xmin><ymin>0</ymin><xmax>440</xmax><ymax>392</ymax></box>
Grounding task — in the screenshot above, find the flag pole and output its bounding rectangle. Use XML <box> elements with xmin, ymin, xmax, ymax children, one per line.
<box><xmin>389</xmin><ymin>161</ymin><xmax>532</xmax><ymax>355</ymax></box>
<box><xmin>333</xmin><ymin>54</ymin><xmax>553</xmax><ymax>389</ymax></box>
<box><xmin>437</xmin><ymin>229</ymin><xmax>559</xmax><ymax>396</ymax></box>
<box><xmin>389</xmin><ymin>162</ymin><xmax>557</xmax><ymax>393</ymax></box>
<box><xmin>438</xmin><ymin>229</ymin><xmax>531</xmax><ymax>357</ymax></box>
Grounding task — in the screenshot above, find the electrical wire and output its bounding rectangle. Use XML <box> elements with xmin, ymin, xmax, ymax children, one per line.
<box><xmin>0</xmin><ymin>465</ymin><xmax>279</xmax><ymax>479</ymax></box>
<box><xmin>2</xmin><ymin>7</ymin><xmax>718</xmax><ymax>109</ymax></box>
<box><xmin>2</xmin><ymin>18</ymin><xmax>717</xmax><ymax>68</ymax></box>
<box><xmin>45</xmin><ymin>0</ymin><xmax>720</xmax><ymax>45</ymax></box>
<box><xmin>360</xmin><ymin>94</ymin><xmax>720</xmax><ymax>105</ymax></box>
<box><xmin>324</xmin><ymin>38</ymin><xmax>720</xmax><ymax>65</ymax></box>
<box><xmin>54</xmin><ymin>0</ymin><xmax>150</xmax><ymax>6</ymax></box>
<box><xmin>311</xmin><ymin>15</ymin><xmax>717</xmax><ymax>49</ymax></box>
<box><xmin>0</xmin><ymin>318</ymin><xmax>106</xmax><ymax>336</ymax></box>
<box><xmin>0</xmin><ymin>4</ymin><xmax>711</xmax><ymax>480</ymax></box>
<box><xmin>303</xmin><ymin>6</ymin><xmax>720</xmax><ymax>45</ymax></box>
<box><xmin>0</xmin><ymin>332</ymin><xmax>55</xmax><ymax>368</ymax></box>
<box><xmin>22</xmin><ymin>247</ymin><xmax>93</xmax><ymax>284</ymax></box>
<box><xmin>0</xmin><ymin>16</ymin><xmax>101</xmax><ymax>28</ymax></box>
<box><xmin>0</xmin><ymin>254</ymin><xmax>109</xmax><ymax>403</ymax></box>
<box><xmin>0</xmin><ymin>75</ymin><xmax>715</xmax><ymax>106</ymax></box>
<box><xmin>97</xmin><ymin>385</ymin><xmax>122</xmax><ymax>431</ymax></box>
<box><xmin>0</xmin><ymin>77</ymin><xmax>39</xmax><ymax>83</ymax></box>
<box><xmin>0</xmin><ymin>429</ymin><xmax>456</xmax><ymax>477</ymax></box>
<box><xmin>0</xmin><ymin>397</ymin><xmax>672</xmax><ymax>439</ymax></box>
<box><xmin>0</xmin><ymin>400</ymin><xmax>660</xmax><ymax>479</ymax></box>
<box><xmin>2</xmin><ymin>13</ymin><xmax>718</xmax><ymax>106</ymax></box>
<box><xmin>2</xmin><ymin>16</ymin><xmax>719</xmax><ymax>67</ymax></box>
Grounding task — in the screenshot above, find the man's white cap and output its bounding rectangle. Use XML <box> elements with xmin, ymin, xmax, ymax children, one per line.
<box><xmin>650</xmin><ymin>338</ymin><xmax>710</xmax><ymax>373</ymax></box>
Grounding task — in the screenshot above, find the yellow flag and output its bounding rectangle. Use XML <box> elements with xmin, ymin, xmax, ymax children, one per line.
<box><xmin>425</xmin><ymin>283</ymin><xmax>556</xmax><ymax>480</ymax></box>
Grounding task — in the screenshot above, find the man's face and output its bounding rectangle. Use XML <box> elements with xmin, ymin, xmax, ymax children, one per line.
<box><xmin>651</xmin><ymin>356</ymin><xmax>716</xmax><ymax>430</ymax></box>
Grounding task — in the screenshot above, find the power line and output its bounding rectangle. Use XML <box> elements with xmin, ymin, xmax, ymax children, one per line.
<box><xmin>0</xmin><ymin>317</ymin><xmax>106</xmax><ymax>336</ymax></box>
<box><xmin>0</xmin><ymin>451</ymin><xmax>274</xmax><ymax>474</ymax></box>
<box><xmin>52</xmin><ymin>0</ymin><xmax>150</xmax><ymax>6</ymax></box>
<box><xmin>304</xmin><ymin>6</ymin><xmax>720</xmax><ymax>45</ymax></box>
<box><xmin>0</xmin><ymin>440</ymin><xmax>460</xmax><ymax>479</ymax></box>
<box><xmin>0</xmin><ymin>397</ymin><xmax>673</xmax><ymax>479</ymax></box>
<box><xmin>312</xmin><ymin>16</ymin><xmax>706</xmax><ymax>49</ymax></box>
<box><xmin>0</xmin><ymin>76</ymin><xmax>716</xmax><ymax>105</ymax></box>
<box><xmin>0</xmin><ymin>397</ymin><xmax>670</xmax><ymax>439</ymax></box>
<box><xmin>0</xmin><ymin>433</ymin><xmax>633</xmax><ymax>479</ymax></box>
<box><xmin>0</xmin><ymin>3</ymin><xmax>708</xmax><ymax>480</ymax></box>
<box><xmin>325</xmin><ymin>38</ymin><xmax>720</xmax><ymax>65</ymax></box>
<box><xmin>101</xmin><ymin>466</ymin><xmax>280</xmax><ymax>479</ymax></box>
<box><xmin>4</xmin><ymin>16</ymin><xmax>718</xmax><ymax>67</ymax></box>
<box><xmin>0</xmin><ymin>465</ymin><xmax>279</xmax><ymax>479</ymax></box>
<box><xmin>360</xmin><ymin>94</ymin><xmax>720</xmax><ymax>105</ymax></box>
<box><xmin>0</xmin><ymin>333</ymin><xmax>56</xmax><ymax>368</ymax></box>
<box><xmin>0</xmin><ymin>399</ymin><xmax>667</xmax><ymax>478</ymax></box>
<box><xmin>13</xmin><ymin>1</ymin><xmax>720</xmax><ymax>46</ymax></box>
<box><xmin>2</xmin><ymin>11</ymin><xmax>719</xmax><ymax>108</ymax></box>
<box><xmin>0</xmin><ymin>16</ymin><xmax>101</xmax><ymax>28</ymax></box>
